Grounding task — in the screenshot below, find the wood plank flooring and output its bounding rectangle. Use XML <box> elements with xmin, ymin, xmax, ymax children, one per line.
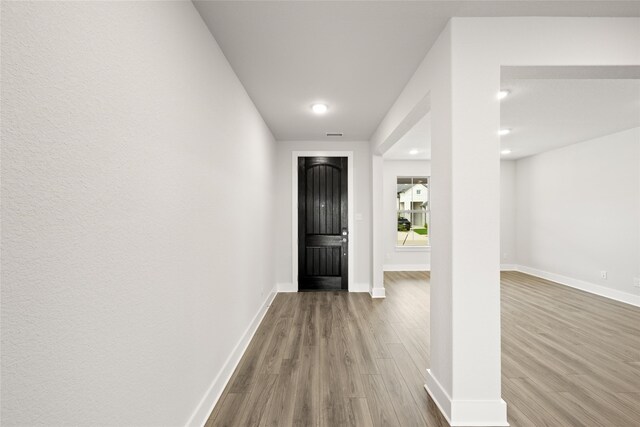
<box><xmin>501</xmin><ymin>271</ymin><xmax>640</xmax><ymax>426</ymax></box>
<box><xmin>205</xmin><ymin>272</ymin><xmax>640</xmax><ymax>426</ymax></box>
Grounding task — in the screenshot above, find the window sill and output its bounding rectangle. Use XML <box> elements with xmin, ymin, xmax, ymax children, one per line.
<box><xmin>395</xmin><ymin>246</ymin><xmax>431</xmax><ymax>252</ymax></box>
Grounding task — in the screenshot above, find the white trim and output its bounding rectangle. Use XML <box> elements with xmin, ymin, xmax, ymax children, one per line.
<box><xmin>369</xmin><ymin>287</ymin><xmax>386</xmax><ymax>298</ymax></box>
<box><xmin>448</xmin><ymin>400</ymin><xmax>509</xmax><ymax>426</ymax></box>
<box><xmin>425</xmin><ymin>370</ymin><xmax>509</xmax><ymax>427</ymax></box>
<box><xmin>371</xmin><ymin>154</ymin><xmax>385</xmax><ymax>299</ymax></box>
<box><xmin>379</xmin><ymin>263</ymin><xmax>521</xmax><ymax>274</ymax></box>
<box><xmin>382</xmin><ymin>263</ymin><xmax>515</xmax><ymax>272</ymax></box>
<box><xmin>384</xmin><ymin>264</ymin><xmax>430</xmax><ymax>272</ymax></box>
<box><xmin>395</xmin><ymin>246</ymin><xmax>431</xmax><ymax>252</ymax></box>
<box><xmin>277</xmin><ymin>283</ymin><xmax>297</xmax><ymax>293</ymax></box>
<box><xmin>292</xmin><ymin>151</ymin><xmax>354</xmax><ymax>292</ymax></box>
<box><xmin>185</xmin><ymin>287</ymin><xmax>277</xmax><ymax>427</ymax></box>
<box><xmin>424</xmin><ymin>370</ymin><xmax>452</xmax><ymax>423</ymax></box>
<box><xmin>514</xmin><ymin>265</ymin><xmax>640</xmax><ymax>307</ymax></box>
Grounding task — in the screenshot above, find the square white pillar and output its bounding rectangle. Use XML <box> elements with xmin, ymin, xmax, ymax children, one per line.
<box><xmin>371</xmin><ymin>153</ymin><xmax>385</xmax><ymax>298</ymax></box>
<box><xmin>425</xmin><ymin>25</ymin><xmax>507</xmax><ymax>426</ymax></box>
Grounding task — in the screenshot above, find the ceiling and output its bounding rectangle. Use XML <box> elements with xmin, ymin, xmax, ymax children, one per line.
<box><xmin>193</xmin><ymin>1</ymin><xmax>640</xmax><ymax>141</ymax></box>
<box><xmin>383</xmin><ymin>112</ymin><xmax>431</xmax><ymax>160</ymax></box>
<box><xmin>500</xmin><ymin>79</ymin><xmax>640</xmax><ymax>159</ymax></box>
<box><xmin>382</xmin><ymin>78</ymin><xmax>640</xmax><ymax>161</ymax></box>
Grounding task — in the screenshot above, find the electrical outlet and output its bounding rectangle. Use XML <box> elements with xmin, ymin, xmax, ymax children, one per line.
<box><xmin>600</xmin><ymin>271</ymin><xmax>608</xmax><ymax>279</ymax></box>
<box><xmin>633</xmin><ymin>277</ymin><xmax>640</xmax><ymax>288</ymax></box>
<box><xmin>503</xmin><ymin>253</ymin><xmax>508</xmax><ymax>260</ymax></box>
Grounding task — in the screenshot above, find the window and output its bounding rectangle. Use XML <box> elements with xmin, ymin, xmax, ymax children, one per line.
<box><xmin>397</xmin><ymin>176</ymin><xmax>429</xmax><ymax>247</ymax></box>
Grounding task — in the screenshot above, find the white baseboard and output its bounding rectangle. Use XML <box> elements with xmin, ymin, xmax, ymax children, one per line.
<box><xmin>278</xmin><ymin>282</ymin><xmax>370</xmax><ymax>293</ymax></box>
<box><xmin>383</xmin><ymin>264</ymin><xmax>430</xmax><ymax>272</ymax></box>
<box><xmin>424</xmin><ymin>369</ymin><xmax>509</xmax><ymax>426</ymax></box>
<box><xmin>278</xmin><ymin>282</ymin><xmax>296</xmax><ymax>292</ymax></box>
<box><xmin>369</xmin><ymin>287</ymin><xmax>386</xmax><ymax>298</ymax></box>
<box><xmin>424</xmin><ymin>369</ymin><xmax>452</xmax><ymax>421</ymax></box>
<box><xmin>383</xmin><ymin>264</ymin><xmax>517</xmax><ymax>272</ymax></box>
<box><xmin>515</xmin><ymin>265</ymin><xmax>640</xmax><ymax>307</ymax></box>
<box><xmin>185</xmin><ymin>287</ymin><xmax>278</xmax><ymax>427</ymax></box>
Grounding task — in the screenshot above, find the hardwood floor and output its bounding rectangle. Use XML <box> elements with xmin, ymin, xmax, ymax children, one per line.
<box><xmin>501</xmin><ymin>271</ymin><xmax>640</xmax><ymax>426</ymax></box>
<box><xmin>205</xmin><ymin>272</ymin><xmax>640</xmax><ymax>426</ymax></box>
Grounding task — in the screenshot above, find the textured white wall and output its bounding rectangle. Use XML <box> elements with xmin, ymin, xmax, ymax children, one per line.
<box><xmin>1</xmin><ymin>2</ymin><xmax>276</xmax><ymax>425</ymax></box>
<box><xmin>382</xmin><ymin>160</ymin><xmax>431</xmax><ymax>270</ymax></box>
<box><xmin>515</xmin><ymin>127</ymin><xmax>640</xmax><ymax>297</ymax></box>
<box><xmin>274</xmin><ymin>140</ymin><xmax>372</xmax><ymax>291</ymax></box>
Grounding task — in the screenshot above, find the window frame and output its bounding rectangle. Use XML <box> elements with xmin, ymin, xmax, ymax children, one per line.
<box><xmin>395</xmin><ymin>175</ymin><xmax>431</xmax><ymax>249</ymax></box>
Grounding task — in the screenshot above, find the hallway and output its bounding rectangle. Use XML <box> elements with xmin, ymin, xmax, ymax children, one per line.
<box><xmin>206</xmin><ymin>271</ymin><xmax>443</xmax><ymax>426</ymax></box>
<box><xmin>3</xmin><ymin>3</ymin><xmax>639</xmax><ymax>425</ymax></box>
<box><xmin>206</xmin><ymin>272</ymin><xmax>640</xmax><ymax>426</ymax></box>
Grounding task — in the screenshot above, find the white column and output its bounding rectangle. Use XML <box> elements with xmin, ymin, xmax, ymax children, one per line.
<box><xmin>424</xmin><ymin>22</ymin><xmax>507</xmax><ymax>426</ymax></box>
<box><xmin>370</xmin><ymin>153</ymin><xmax>385</xmax><ymax>298</ymax></box>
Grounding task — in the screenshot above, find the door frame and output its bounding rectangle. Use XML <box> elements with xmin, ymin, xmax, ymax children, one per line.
<box><xmin>292</xmin><ymin>151</ymin><xmax>354</xmax><ymax>291</ymax></box>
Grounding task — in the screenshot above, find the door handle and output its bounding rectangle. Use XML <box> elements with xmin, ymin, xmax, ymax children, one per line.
<box><xmin>341</xmin><ymin>228</ymin><xmax>348</xmax><ymax>256</ymax></box>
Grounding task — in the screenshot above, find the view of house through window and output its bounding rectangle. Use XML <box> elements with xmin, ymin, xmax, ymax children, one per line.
<box><xmin>397</xmin><ymin>176</ymin><xmax>429</xmax><ymax>247</ymax></box>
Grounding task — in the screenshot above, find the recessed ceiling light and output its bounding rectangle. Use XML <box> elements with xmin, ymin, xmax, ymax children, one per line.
<box><xmin>311</xmin><ymin>103</ymin><xmax>328</xmax><ymax>114</ymax></box>
<box><xmin>501</xmin><ymin>149</ymin><xmax>512</xmax><ymax>155</ymax></box>
<box><xmin>497</xmin><ymin>90</ymin><xmax>510</xmax><ymax>100</ymax></box>
<box><xmin>498</xmin><ymin>129</ymin><xmax>511</xmax><ymax>136</ymax></box>
<box><xmin>409</xmin><ymin>149</ymin><xmax>419</xmax><ymax>155</ymax></box>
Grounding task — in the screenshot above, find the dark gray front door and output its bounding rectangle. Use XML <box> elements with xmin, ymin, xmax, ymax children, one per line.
<box><xmin>298</xmin><ymin>157</ymin><xmax>348</xmax><ymax>291</ymax></box>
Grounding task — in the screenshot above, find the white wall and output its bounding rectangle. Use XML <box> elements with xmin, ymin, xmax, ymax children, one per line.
<box><xmin>515</xmin><ymin>127</ymin><xmax>640</xmax><ymax>302</ymax></box>
<box><xmin>1</xmin><ymin>2</ymin><xmax>276</xmax><ymax>426</ymax></box>
<box><xmin>383</xmin><ymin>160</ymin><xmax>432</xmax><ymax>270</ymax></box>
<box><xmin>501</xmin><ymin>160</ymin><xmax>518</xmax><ymax>266</ymax></box>
<box><xmin>275</xmin><ymin>140</ymin><xmax>371</xmax><ymax>292</ymax></box>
